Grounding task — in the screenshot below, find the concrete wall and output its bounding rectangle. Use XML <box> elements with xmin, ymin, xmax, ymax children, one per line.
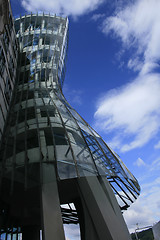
<box><xmin>153</xmin><ymin>221</ymin><xmax>160</xmax><ymax>240</ymax></box>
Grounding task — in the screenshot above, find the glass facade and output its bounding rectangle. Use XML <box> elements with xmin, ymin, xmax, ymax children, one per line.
<box><xmin>0</xmin><ymin>0</ymin><xmax>18</xmax><ymax>142</ymax></box>
<box><xmin>0</xmin><ymin>13</ymin><xmax>140</xmax><ymax>239</ymax></box>
<box><xmin>0</xmin><ymin>13</ymin><xmax>140</xmax><ymax>210</ymax></box>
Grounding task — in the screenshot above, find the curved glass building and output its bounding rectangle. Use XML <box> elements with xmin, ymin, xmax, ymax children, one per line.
<box><xmin>0</xmin><ymin>13</ymin><xmax>140</xmax><ymax>240</ymax></box>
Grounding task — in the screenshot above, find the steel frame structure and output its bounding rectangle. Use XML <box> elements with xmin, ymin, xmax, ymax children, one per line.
<box><xmin>0</xmin><ymin>13</ymin><xmax>140</xmax><ymax>240</ymax></box>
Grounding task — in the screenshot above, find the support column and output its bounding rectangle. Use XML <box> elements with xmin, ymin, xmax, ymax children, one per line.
<box><xmin>77</xmin><ymin>176</ymin><xmax>131</xmax><ymax>240</ymax></box>
<box><xmin>41</xmin><ymin>163</ymin><xmax>65</xmax><ymax>240</ymax></box>
<box><xmin>74</xmin><ymin>198</ymin><xmax>99</xmax><ymax>240</ymax></box>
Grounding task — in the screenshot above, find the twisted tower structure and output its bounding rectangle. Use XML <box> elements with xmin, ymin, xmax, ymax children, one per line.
<box><xmin>0</xmin><ymin>13</ymin><xmax>140</xmax><ymax>240</ymax></box>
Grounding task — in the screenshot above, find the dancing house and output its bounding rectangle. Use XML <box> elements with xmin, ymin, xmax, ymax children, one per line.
<box><xmin>0</xmin><ymin>13</ymin><xmax>140</xmax><ymax>240</ymax></box>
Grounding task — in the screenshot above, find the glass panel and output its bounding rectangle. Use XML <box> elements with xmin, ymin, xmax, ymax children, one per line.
<box><xmin>16</xmin><ymin>133</ymin><xmax>25</xmax><ymax>154</ymax></box>
<box><xmin>53</xmin><ymin>126</ymin><xmax>77</xmax><ymax>179</ymax></box>
<box><xmin>27</xmin><ymin>129</ymin><xmax>39</xmax><ymax>149</ymax></box>
<box><xmin>44</xmin><ymin>128</ymin><xmax>54</xmax><ymax>146</ymax></box>
<box><xmin>81</xmin><ymin>129</ymin><xmax>114</xmax><ymax>176</ymax></box>
<box><xmin>53</xmin><ymin>127</ymin><xmax>67</xmax><ymax>145</ymax></box>
<box><xmin>27</xmin><ymin>163</ymin><xmax>40</xmax><ymax>188</ymax></box>
<box><xmin>5</xmin><ymin>136</ymin><xmax>14</xmax><ymax>159</ymax></box>
<box><xmin>54</xmin><ymin>96</ymin><xmax>98</xmax><ymax>177</ymax></box>
<box><xmin>96</xmin><ymin>137</ymin><xmax>124</xmax><ymax>177</ymax></box>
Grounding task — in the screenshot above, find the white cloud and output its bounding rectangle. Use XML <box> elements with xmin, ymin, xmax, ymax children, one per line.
<box><xmin>21</xmin><ymin>0</ymin><xmax>104</xmax><ymax>17</ymax></box>
<box><xmin>95</xmin><ymin>0</ymin><xmax>160</xmax><ymax>153</ymax></box>
<box><xmin>94</xmin><ymin>73</ymin><xmax>160</xmax><ymax>152</ymax></box>
<box><xmin>134</xmin><ymin>158</ymin><xmax>146</xmax><ymax>167</ymax></box>
<box><xmin>102</xmin><ymin>0</ymin><xmax>160</xmax><ymax>73</ymax></box>
<box><xmin>149</xmin><ymin>157</ymin><xmax>160</xmax><ymax>172</ymax></box>
<box><xmin>93</xmin><ymin>1</ymin><xmax>160</xmax><ymax>152</ymax></box>
<box><xmin>154</xmin><ymin>141</ymin><xmax>160</xmax><ymax>149</ymax></box>
<box><xmin>91</xmin><ymin>13</ymin><xmax>105</xmax><ymax>21</ymax></box>
<box><xmin>124</xmin><ymin>177</ymin><xmax>160</xmax><ymax>233</ymax></box>
<box><xmin>124</xmin><ymin>199</ymin><xmax>154</xmax><ymax>233</ymax></box>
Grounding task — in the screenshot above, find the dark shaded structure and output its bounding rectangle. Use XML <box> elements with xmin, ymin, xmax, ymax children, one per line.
<box><xmin>0</xmin><ymin>13</ymin><xmax>140</xmax><ymax>240</ymax></box>
<box><xmin>0</xmin><ymin>0</ymin><xmax>18</xmax><ymax>142</ymax></box>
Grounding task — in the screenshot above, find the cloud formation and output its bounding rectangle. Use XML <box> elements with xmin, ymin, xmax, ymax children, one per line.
<box><xmin>124</xmin><ymin>176</ymin><xmax>160</xmax><ymax>232</ymax></box>
<box><xmin>134</xmin><ymin>158</ymin><xmax>146</xmax><ymax>167</ymax></box>
<box><xmin>154</xmin><ymin>141</ymin><xmax>160</xmax><ymax>149</ymax></box>
<box><xmin>94</xmin><ymin>0</ymin><xmax>160</xmax><ymax>152</ymax></box>
<box><xmin>94</xmin><ymin>73</ymin><xmax>160</xmax><ymax>152</ymax></box>
<box><xmin>102</xmin><ymin>0</ymin><xmax>160</xmax><ymax>74</ymax></box>
<box><xmin>21</xmin><ymin>0</ymin><xmax>104</xmax><ymax>17</ymax></box>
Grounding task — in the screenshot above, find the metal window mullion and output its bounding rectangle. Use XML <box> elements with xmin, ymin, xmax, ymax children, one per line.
<box><xmin>40</xmin><ymin>95</ymin><xmax>57</xmax><ymax>174</ymax></box>
<box><xmin>43</xmin><ymin>86</ymin><xmax>79</xmax><ymax>176</ymax></box>
<box><xmin>23</xmin><ymin>25</ymin><xmax>33</xmax><ymax>189</ymax></box>
<box><xmin>46</xmin><ymin>90</ymin><xmax>79</xmax><ymax>177</ymax></box>
<box><xmin>45</xmin><ymin>19</ymin><xmax>50</xmax><ymax>84</ymax></box>
<box><xmin>5</xmin><ymin>228</ymin><xmax>8</xmax><ymax>240</ymax></box>
<box><xmin>32</xmin><ymin>61</ymin><xmax>44</xmax><ymax>185</ymax></box>
<box><xmin>83</xmin><ymin>124</ymin><xmax>118</xmax><ymax>176</ymax></box>
<box><xmin>16</xmin><ymin>227</ymin><xmax>19</xmax><ymax>240</ymax></box>
<box><xmin>62</xmin><ymin>105</ymin><xmax>115</xmax><ymax>173</ymax></box>
<box><xmin>24</xmin><ymin>82</ymin><xmax>29</xmax><ymax>189</ymax></box>
<box><xmin>112</xmin><ymin>177</ymin><xmax>134</xmax><ymax>203</ymax></box>
<box><xmin>53</xmin><ymin>95</ymin><xmax>114</xmax><ymax>176</ymax></box>
<box><xmin>109</xmin><ymin>182</ymin><xmax>129</xmax><ymax>208</ymax></box>
<box><xmin>40</xmin><ymin>26</ymin><xmax>78</xmax><ymax>177</ymax></box>
<box><xmin>116</xmin><ymin>177</ymin><xmax>138</xmax><ymax>199</ymax></box>
<box><xmin>55</xmin><ymin>91</ymin><xmax>99</xmax><ymax>176</ymax></box>
<box><xmin>11</xmin><ymin>226</ymin><xmax>13</xmax><ymax>240</ymax></box>
<box><xmin>37</xmin><ymin>16</ymin><xmax>58</xmax><ymax>175</ymax></box>
<box><xmin>38</xmin><ymin>53</ymin><xmax>54</xmax><ymax>164</ymax></box>
<box><xmin>122</xmin><ymin>176</ymin><xmax>140</xmax><ymax>195</ymax></box>
<box><xmin>91</xmin><ymin>125</ymin><xmax>129</xmax><ymax>179</ymax></box>
<box><xmin>61</xmin><ymin>101</ymin><xmax>112</xmax><ymax>176</ymax></box>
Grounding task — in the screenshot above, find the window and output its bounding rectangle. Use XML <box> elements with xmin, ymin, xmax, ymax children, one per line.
<box><xmin>21</xmin><ymin>90</ymin><xmax>27</xmax><ymax>102</ymax></box>
<box><xmin>24</xmin><ymin>70</ymin><xmax>30</xmax><ymax>83</ymax></box>
<box><xmin>33</xmin><ymin>34</ymin><xmax>39</xmax><ymax>46</ymax></box>
<box><xmin>0</xmin><ymin>46</ymin><xmax>5</xmax><ymax>76</ymax></box>
<box><xmin>20</xmin><ymin>52</ymin><xmax>29</xmax><ymax>66</ymax></box>
<box><xmin>13</xmin><ymin>39</ymin><xmax>18</xmax><ymax>58</ymax></box>
<box><xmin>40</xmin><ymin>69</ymin><xmax>45</xmax><ymax>81</ymax></box>
<box><xmin>8</xmin><ymin>56</ymin><xmax>14</xmax><ymax>75</ymax></box>
<box><xmin>44</xmin><ymin>128</ymin><xmax>53</xmax><ymax>146</ymax></box>
<box><xmin>5</xmin><ymin>136</ymin><xmax>14</xmax><ymax>158</ymax></box>
<box><xmin>19</xmin><ymin>71</ymin><xmax>24</xmax><ymax>84</ymax></box>
<box><xmin>10</xmin><ymin>111</ymin><xmax>17</xmax><ymax>126</ymax></box>
<box><xmin>27</xmin><ymin>90</ymin><xmax>34</xmax><ymax>100</ymax></box>
<box><xmin>8</xmin><ymin>12</ymin><xmax>13</xmax><ymax>35</ymax></box>
<box><xmin>15</xmin><ymin>92</ymin><xmax>21</xmax><ymax>104</ymax></box>
<box><xmin>16</xmin><ymin>129</ymin><xmax>39</xmax><ymax>154</ymax></box>
<box><xmin>38</xmin><ymin>90</ymin><xmax>49</xmax><ymax>98</ymax></box>
<box><xmin>5</xmin><ymin>76</ymin><xmax>12</xmax><ymax>105</ymax></box>
<box><xmin>53</xmin><ymin>127</ymin><xmax>68</xmax><ymax>145</ymax></box>
<box><xmin>27</xmin><ymin>129</ymin><xmax>39</xmax><ymax>149</ymax></box>
<box><xmin>27</xmin><ymin>107</ymin><xmax>35</xmax><ymax>120</ymax></box>
<box><xmin>18</xmin><ymin>107</ymin><xmax>35</xmax><ymax>123</ymax></box>
<box><xmin>16</xmin><ymin>133</ymin><xmax>25</xmax><ymax>153</ymax></box>
<box><xmin>3</xmin><ymin>27</ymin><xmax>9</xmax><ymax>51</ymax></box>
<box><xmin>40</xmin><ymin>106</ymin><xmax>55</xmax><ymax>117</ymax></box>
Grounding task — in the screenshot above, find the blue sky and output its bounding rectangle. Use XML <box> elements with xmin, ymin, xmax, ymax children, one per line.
<box><xmin>11</xmin><ymin>0</ymin><xmax>160</xmax><ymax>236</ymax></box>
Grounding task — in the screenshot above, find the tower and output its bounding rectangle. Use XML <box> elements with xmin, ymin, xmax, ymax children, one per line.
<box><xmin>0</xmin><ymin>0</ymin><xmax>18</xmax><ymax>142</ymax></box>
<box><xmin>0</xmin><ymin>13</ymin><xmax>140</xmax><ymax>240</ymax></box>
